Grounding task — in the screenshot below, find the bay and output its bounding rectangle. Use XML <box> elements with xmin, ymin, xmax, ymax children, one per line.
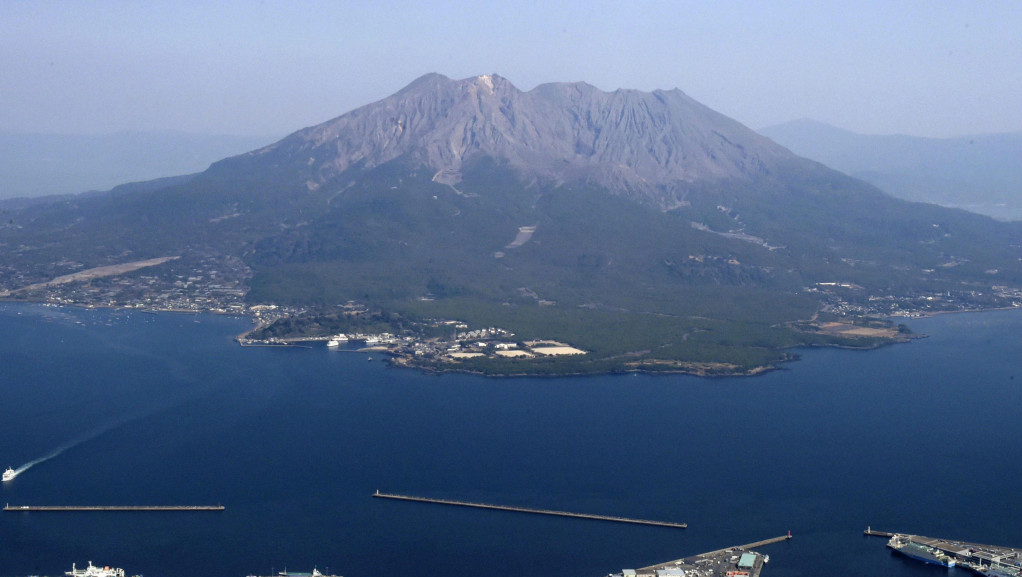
<box><xmin>1</xmin><ymin>302</ymin><xmax>1020</xmax><ymax>577</ymax></box>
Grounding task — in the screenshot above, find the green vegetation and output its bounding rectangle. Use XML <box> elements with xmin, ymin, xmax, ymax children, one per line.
<box><xmin>3</xmin><ymin>154</ymin><xmax>1021</xmax><ymax>377</ymax></box>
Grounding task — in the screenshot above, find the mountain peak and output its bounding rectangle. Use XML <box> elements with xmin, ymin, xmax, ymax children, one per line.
<box><xmin>475</xmin><ymin>74</ymin><xmax>495</xmax><ymax>92</ymax></box>
<box><xmin>238</xmin><ymin>74</ymin><xmax>795</xmax><ymax>207</ymax></box>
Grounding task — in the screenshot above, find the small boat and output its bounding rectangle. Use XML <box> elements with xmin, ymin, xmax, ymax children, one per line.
<box><xmin>2</xmin><ymin>467</ymin><xmax>15</xmax><ymax>482</ymax></box>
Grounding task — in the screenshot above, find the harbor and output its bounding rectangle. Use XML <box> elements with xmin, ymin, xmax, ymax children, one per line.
<box><xmin>611</xmin><ymin>533</ymin><xmax>791</xmax><ymax>577</ymax></box>
<box><xmin>3</xmin><ymin>304</ymin><xmax>1022</xmax><ymax>577</ymax></box>
<box><xmin>372</xmin><ymin>491</ymin><xmax>687</xmax><ymax>528</ymax></box>
<box><xmin>867</xmin><ymin>529</ymin><xmax>1022</xmax><ymax>575</ymax></box>
<box><xmin>4</xmin><ymin>504</ymin><xmax>225</xmax><ymax>512</ymax></box>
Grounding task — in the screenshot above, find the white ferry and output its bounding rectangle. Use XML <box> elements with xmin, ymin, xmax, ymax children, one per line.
<box><xmin>326</xmin><ymin>334</ymin><xmax>348</xmax><ymax>347</ymax></box>
<box><xmin>66</xmin><ymin>561</ymin><xmax>126</xmax><ymax>577</ymax></box>
<box><xmin>2</xmin><ymin>467</ymin><xmax>15</xmax><ymax>482</ymax></box>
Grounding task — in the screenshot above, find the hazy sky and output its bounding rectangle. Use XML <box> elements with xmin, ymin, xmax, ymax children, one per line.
<box><xmin>2</xmin><ymin>1</ymin><xmax>1020</xmax><ymax>139</ymax></box>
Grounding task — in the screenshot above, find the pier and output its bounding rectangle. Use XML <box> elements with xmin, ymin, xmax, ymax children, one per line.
<box><xmin>372</xmin><ymin>491</ymin><xmax>686</xmax><ymax>528</ymax></box>
<box><xmin>642</xmin><ymin>533</ymin><xmax>792</xmax><ymax>570</ymax></box>
<box><xmin>702</xmin><ymin>533</ymin><xmax>793</xmax><ymax>555</ymax></box>
<box><xmin>863</xmin><ymin>527</ymin><xmax>894</xmax><ymax>537</ymax></box>
<box><xmin>625</xmin><ymin>533</ymin><xmax>791</xmax><ymax>576</ymax></box>
<box><xmin>4</xmin><ymin>504</ymin><xmax>225</xmax><ymax>512</ymax></box>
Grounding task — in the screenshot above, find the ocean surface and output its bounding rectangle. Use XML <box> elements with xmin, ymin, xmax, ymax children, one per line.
<box><xmin>1</xmin><ymin>302</ymin><xmax>1021</xmax><ymax>577</ymax></box>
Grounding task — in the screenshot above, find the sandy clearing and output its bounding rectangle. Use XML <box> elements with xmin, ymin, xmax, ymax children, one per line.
<box><xmin>12</xmin><ymin>256</ymin><xmax>180</xmax><ymax>294</ymax></box>
<box><xmin>496</xmin><ymin>350</ymin><xmax>534</xmax><ymax>358</ymax></box>
<box><xmin>532</xmin><ymin>346</ymin><xmax>586</xmax><ymax>356</ymax></box>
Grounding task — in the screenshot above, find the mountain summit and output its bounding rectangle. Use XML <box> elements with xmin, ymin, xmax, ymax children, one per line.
<box><xmin>3</xmin><ymin>73</ymin><xmax>1021</xmax><ymax>376</ymax></box>
<box><xmin>220</xmin><ymin>73</ymin><xmax>791</xmax><ymax>208</ymax></box>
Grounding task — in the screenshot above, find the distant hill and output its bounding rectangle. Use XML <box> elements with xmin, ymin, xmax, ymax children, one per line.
<box><xmin>0</xmin><ymin>131</ymin><xmax>276</xmax><ymax>199</ymax></box>
<box><xmin>759</xmin><ymin>119</ymin><xmax>1022</xmax><ymax>221</ymax></box>
<box><xmin>3</xmin><ymin>74</ymin><xmax>1021</xmax><ymax>375</ymax></box>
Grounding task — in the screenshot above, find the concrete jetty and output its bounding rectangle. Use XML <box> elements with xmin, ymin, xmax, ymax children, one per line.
<box><xmin>604</xmin><ymin>533</ymin><xmax>791</xmax><ymax>577</ymax></box>
<box><xmin>4</xmin><ymin>504</ymin><xmax>225</xmax><ymax>511</ymax></box>
<box><xmin>372</xmin><ymin>491</ymin><xmax>686</xmax><ymax>528</ymax></box>
<box><xmin>691</xmin><ymin>533</ymin><xmax>793</xmax><ymax>557</ymax></box>
<box><xmin>863</xmin><ymin>527</ymin><xmax>893</xmax><ymax>537</ymax></box>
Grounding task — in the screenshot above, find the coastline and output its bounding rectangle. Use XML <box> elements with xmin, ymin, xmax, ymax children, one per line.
<box><xmin>4</xmin><ymin>296</ymin><xmax>1017</xmax><ymax>379</ymax></box>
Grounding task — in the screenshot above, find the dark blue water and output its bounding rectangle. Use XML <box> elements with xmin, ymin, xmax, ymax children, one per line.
<box><xmin>1</xmin><ymin>303</ymin><xmax>1021</xmax><ymax>577</ymax></box>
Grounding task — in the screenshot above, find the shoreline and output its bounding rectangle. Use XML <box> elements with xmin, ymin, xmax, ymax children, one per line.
<box><xmin>4</xmin><ymin>297</ymin><xmax>1018</xmax><ymax>379</ymax></box>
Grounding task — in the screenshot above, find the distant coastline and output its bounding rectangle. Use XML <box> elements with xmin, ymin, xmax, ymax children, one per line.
<box><xmin>2</xmin><ymin>296</ymin><xmax>1012</xmax><ymax>379</ymax></box>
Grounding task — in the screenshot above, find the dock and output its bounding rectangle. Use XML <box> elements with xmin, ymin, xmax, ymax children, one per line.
<box><xmin>372</xmin><ymin>491</ymin><xmax>686</xmax><ymax>528</ymax></box>
<box><xmin>866</xmin><ymin>529</ymin><xmax>1021</xmax><ymax>574</ymax></box>
<box><xmin>4</xmin><ymin>504</ymin><xmax>225</xmax><ymax>512</ymax></box>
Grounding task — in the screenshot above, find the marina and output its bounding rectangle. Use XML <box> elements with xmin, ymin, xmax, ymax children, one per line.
<box><xmin>868</xmin><ymin>530</ymin><xmax>1022</xmax><ymax>575</ymax></box>
<box><xmin>5</xmin><ymin>505</ymin><xmax>225</xmax><ymax>512</ymax></box>
<box><xmin>373</xmin><ymin>491</ymin><xmax>687</xmax><ymax>528</ymax></box>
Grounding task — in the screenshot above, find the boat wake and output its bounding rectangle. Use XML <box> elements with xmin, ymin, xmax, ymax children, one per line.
<box><xmin>7</xmin><ymin>444</ymin><xmax>70</xmax><ymax>479</ymax></box>
<box><xmin>5</xmin><ymin>418</ymin><xmax>133</xmax><ymax>481</ymax></box>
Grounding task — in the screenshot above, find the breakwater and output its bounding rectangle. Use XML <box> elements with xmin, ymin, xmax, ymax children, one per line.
<box><xmin>4</xmin><ymin>505</ymin><xmax>225</xmax><ymax>512</ymax></box>
<box><xmin>372</xmin><ymin>491</ymin><xmax>686</xmax><ymax>528</ymax></box>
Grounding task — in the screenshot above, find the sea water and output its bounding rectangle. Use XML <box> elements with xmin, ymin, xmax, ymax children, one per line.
<box><xmin>1</xmin><ymin>302</ymin><xmax>1020</xmax><ymax>577</ymax></box>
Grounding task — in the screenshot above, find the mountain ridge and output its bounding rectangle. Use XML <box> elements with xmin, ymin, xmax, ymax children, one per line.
<box><xmin>0</xmin><ymin>131</ymin><xmax>275</xmax><ymax>200</ymax></box>
<box><xmin>218</xmin><ymin>73</ymin><xmax>792</xmax><ymax>209</ymax></box>
<box><xmin>759</xmin><ymin>118</ymin><xmax>1022</xmax><ymax>220</ymax></box>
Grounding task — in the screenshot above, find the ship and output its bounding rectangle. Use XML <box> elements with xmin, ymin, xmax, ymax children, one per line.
<box><xmin>326</xmin><ymin>334</ymin><xmax>348</xmax><ymax>348</ymax></box>
<box><xmin>2</xmin><ymin>467</ymin><xmax>15</xmax><ymax>482</ymax></box>
<box><xmin>66</xmin><ymin>561</ymin><xmax>126</xmax><ymax>577</ymax></box>
<box><xmin>888</xmin><ymin>535</ymin><xmax>957</xmax><ymax>567</ymax></box>
<box><xmin>248</xmin><ymin>569</ymin><xmax>341</xmax><ymax>577</ymax></box>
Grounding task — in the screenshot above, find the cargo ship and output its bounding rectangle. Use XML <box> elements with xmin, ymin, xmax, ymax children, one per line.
<box><xmin>247</xmin><ymin>569</ymin><xmax>341</xmax><ymax>577</ymax></box>
<box><xmin>888</xmin><ymin>535</ymin><xmax>957</xmax><ymax>567</ymax></box>
<box><xmin>66</xmin><ymin>561</ymin><xmax>126</xmax><ymax>577</ymax></box>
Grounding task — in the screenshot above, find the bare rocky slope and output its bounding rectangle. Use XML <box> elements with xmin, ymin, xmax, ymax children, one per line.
<box><xmin>216</xmin><ymin>73</ymin><xmax>793</xmax><ymax>209</ymax></box>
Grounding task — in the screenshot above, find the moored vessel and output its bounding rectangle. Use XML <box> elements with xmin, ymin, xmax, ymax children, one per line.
<box><xmin>888</xmin><ymin>535</ymin><xmax>956</xmax><ymax>567</ymax></box>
